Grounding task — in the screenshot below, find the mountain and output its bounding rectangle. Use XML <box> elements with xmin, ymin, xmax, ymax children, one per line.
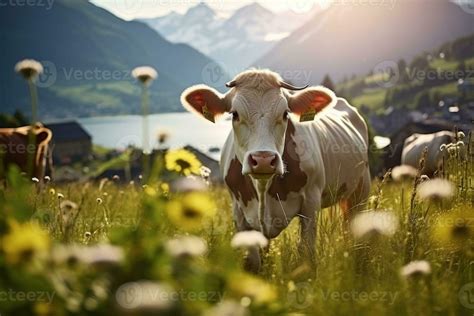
<box><xmin>254</xmin><ymin>0</ymin><xmax>474</xmax><ymax>85</ymax></box>
<box><xmin>141</xmin><ymin>3</ymin><xmax>316</xmax><ymax>73</ymax></box>
<box><xmin>0</xmin><ymin>0</ymin><xmax>219</xmax><ymax>120</ymax></box>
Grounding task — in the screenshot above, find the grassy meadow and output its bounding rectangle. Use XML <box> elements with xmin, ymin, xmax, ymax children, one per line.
<box><xmin>0</xmin><ymin>132</ymin><xmax>473</xmax><ymax>316</ymax></box>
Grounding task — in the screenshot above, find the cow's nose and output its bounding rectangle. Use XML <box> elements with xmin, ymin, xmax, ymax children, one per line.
<box><xmin>248</xmin><ymin>151</ymin><xmax>277</xmax><ymax>174</ymax></box>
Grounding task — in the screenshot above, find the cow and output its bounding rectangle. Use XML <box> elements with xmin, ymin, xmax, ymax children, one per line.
<box><xmin>0</xmin><ymin>124</ymin><xmax>53</xmax><ymax>179</ymax></box>
<box><xmin>181</xmin><ymin>69</ymin><xmax>370</xmax><ymax>271</ymax></box>
<box><xmin>401</xmin><ymin>130</ymin><xmax>455</xmax><ymax>176</ymax></box>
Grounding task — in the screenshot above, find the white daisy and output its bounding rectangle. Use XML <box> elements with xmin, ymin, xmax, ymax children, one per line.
<box><xmin>231</xmin><ymin>230</ymin><xmax>268</xmax><ymax>249</ymax></box>
<box><xmin>400</xmin><ymin>260</ymin><xmax>431</xmax><ymax>278</ymax></box>
<box><xmin>171</xmin><ymin>177</ymin><xmax>208</xmax><ymax>193</ymax></box>
<box><xmin>419</xmin><ymin>175</ymin><xmax>430</xmax><ymax>183</ymax></box>
<box><xmin>132</xmin><ymin>66</ymin><xmax>158</xmax><ymax>85</ymax></box>
<box><xmin>391</xmin><ymin>165</ymin><xmax>417</xmax><ymax>182</ymax></box>
<box><xmin>418</xmin><ymin>179</ymin><xmax>455</xmax><ymax>201</ymax></box>
<box><xmin>165</xmin><ymin>236</ymin><xmax>207</xmax><ymax>257</ymax></box>
<box><xmin>200</xmin><ymin>166</ymin><xmax>212</xmax><ymax>179</ymax></box>
<box><xmin>350</xmin><ymin>210</ymin><xmax>398</xmax><ymax>239</ymax></box>
<box><xmin>204</xmin><ymin>300</ymin><xmax>249</xmax><ymax>316</ymax></box>
<box><xmin>116</xmin><ymin>281</ymin><xmax>175</xmax><ymax>311</ymax></box>
<box><xmin>14</xmin><ymin>59</ymin><xmax>43</xmax><ymax>80</ymax></box>
<box><xmin>78</xmin><ymin>244</ymin><xmax>124</xmax><ymax>266</ymax></box>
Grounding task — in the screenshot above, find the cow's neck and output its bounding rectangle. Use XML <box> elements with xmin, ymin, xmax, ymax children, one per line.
<box><xmin>255</xmin><ymin>179</ymin><xmax>269</xmax><ymax>234</ymax></box>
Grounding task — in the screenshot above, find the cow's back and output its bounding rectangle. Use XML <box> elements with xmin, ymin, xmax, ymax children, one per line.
<box><xmin>401</xmin><ymin>131</ymin><xmax>454</xmax><ymax>174</ymax></box>
<box><xmin>0</xmin><ymin>126</ymin><xmax>52</xmax><ymax>178</ymax></box>
<box><xmin>297</xmin><ymin>98</ymin><xmax>369</xmax><ymax>207</ymax></box>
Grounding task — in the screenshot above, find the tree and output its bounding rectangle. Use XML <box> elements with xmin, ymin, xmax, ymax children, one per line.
<box><xmin>321</xmin><ymin>74</ymin><xmax>335</xmax><ymax>91</ymax></box>
<box><xmin>398</xmin><ymin>59</ymin><xmax>410</xmax><ymax>84</ymax></box>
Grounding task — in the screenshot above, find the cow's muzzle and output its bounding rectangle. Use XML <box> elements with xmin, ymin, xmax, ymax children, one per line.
<box><xmin>244</xmin><ymin>151</ymin><xmax>283</xmax><ymax>179</ymax></box>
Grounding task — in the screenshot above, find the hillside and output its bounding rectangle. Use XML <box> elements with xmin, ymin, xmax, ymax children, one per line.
<box><xmin>0</xmin><ymin>0</ymin><xmax>219</xmax><ymax>120</ymax></box>
<box><xmin>336</xmin><ymin>33</ymin><xmax>474</xmax><ymax>135</ymax></box>
<box><xmin>254</xmin><ymin>0</ymin><xmax>474</xmax><ymax>85</ymax></box>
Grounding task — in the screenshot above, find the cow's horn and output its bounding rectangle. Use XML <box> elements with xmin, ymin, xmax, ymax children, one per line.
<box><xmin>225</xmin><ymin>80</ymin><xmax>237</xmax><ymax>88</ymax></box>
<box><xmin>279</xmin><ymin>81</ymin><xmax>308</xmax><ymax>91</ymax></box>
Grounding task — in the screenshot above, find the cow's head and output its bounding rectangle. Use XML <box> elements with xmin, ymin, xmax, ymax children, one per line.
<box><xmin>181</xmin><ymin>69</ymin><xmax>335</xmax><ymax>180</ymax></box>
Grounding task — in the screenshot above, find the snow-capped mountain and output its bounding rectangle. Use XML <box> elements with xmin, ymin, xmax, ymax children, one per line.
<box><xmin>141</xmin><ymin>2</ymin><xmax>316</xmax><ymax>74</ymax></box>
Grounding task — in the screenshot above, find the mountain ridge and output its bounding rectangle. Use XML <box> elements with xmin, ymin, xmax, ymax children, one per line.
<box><xmin>0</xmin><ymin>0</ymin><xmax>221</xmax><ymax>120</ymax></box>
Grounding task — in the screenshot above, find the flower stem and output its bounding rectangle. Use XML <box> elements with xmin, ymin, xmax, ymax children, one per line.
<box><xmin>27</xmin><ymin>79</ymin><xmax>39</xmax><ymax>177</ymax></box>
<box><xmin>141</xmin><ymin>85</ymin><xmax>150</xmax><ymax>182</ymax></box>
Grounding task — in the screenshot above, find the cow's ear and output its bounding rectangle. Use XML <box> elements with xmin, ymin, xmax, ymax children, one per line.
<box><xmin>181</xmin><ymin>85</ymin><xmax>230</xmax><ymax>123</ymax></box>
<box><xmin>287</xmin><ymin>86</ymin><xmax>335</xmax><ymax>122</ymax></box>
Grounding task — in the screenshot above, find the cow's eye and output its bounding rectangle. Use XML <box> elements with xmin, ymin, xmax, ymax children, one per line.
<box><xmin>231</xmin><ymin>111</ymin><xmax>240</xmax><ymax>122</ymax></box>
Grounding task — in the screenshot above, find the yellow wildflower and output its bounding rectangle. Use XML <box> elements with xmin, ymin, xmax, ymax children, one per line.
<box><xmin>166</xmin><ymin>192</ymin><xmax>216</xmax><ymax>231</ymax></box>
<box><xmin>228</xmin><ymin>273</ymin><xmax>277</xmax><ymax>305</ymax></box>
<box><xmin>2</xmin><ymin>221</ymin><xmax>50</xmax><ymax>264</ymax></box>
<box><xmin>432</xmin><ymin>210</ymin><xmax>474</xmax><ymax>250</ymax></box>
<box><xmin>165</xmin><ymin>149</ymin><xmax>202</xmax><ymax>176</ymax></box>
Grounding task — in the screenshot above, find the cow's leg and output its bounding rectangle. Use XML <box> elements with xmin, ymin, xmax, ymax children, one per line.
<box><xmin>233</xmin><ymin>204</ymin><xmax>262</xmax><ymax>273</ymax></box>
<box><xmin>339</xmin><ymin>169</ymin><xmax>371</xmax><ymax>225</ymax></box>
<box><xmin>298</xmin><ymin>196</ymin><xmax>319</xmax><ymax>266</ymax></box>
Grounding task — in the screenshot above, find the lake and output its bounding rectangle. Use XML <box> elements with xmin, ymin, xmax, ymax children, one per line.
<box><xmin>78</xmin><ymin>113</ymin><xmax>232</xmax><ymax>160</ymax></box>
<box><xmin>78</xmin><ymin>113</ymin><xmax>390</xmax><ymax>161</ymax></box>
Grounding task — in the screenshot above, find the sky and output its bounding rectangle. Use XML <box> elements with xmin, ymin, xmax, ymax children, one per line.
<box><xmin>91</xmin><ymin>0</ymin><xmax>328</xmax><ymax>20</ymax></box>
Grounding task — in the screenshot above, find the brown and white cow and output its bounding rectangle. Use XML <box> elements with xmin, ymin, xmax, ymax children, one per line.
<box><xmin>181</xmin><ymin>69</ymin><xmax>370</xmax><ymax>271</ymax></box>
<box><xmin>0</xmin><ymin>124</ymin><xmax>52</xmax><ymax>179</ymax></box>
<box><xmin>401</xmin><ymin>130</ymin><xmax>455</xmax><ymax>176</ymax></box>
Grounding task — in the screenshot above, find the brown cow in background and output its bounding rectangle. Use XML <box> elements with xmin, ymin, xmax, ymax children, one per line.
<box><xmin>0</xmin><ymin>124</ymin><xmax>52</xmax><ymax>179</ymax></box>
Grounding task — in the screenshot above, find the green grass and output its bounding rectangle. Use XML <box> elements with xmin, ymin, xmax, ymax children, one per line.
<box><xmin>466</xmin><ymin>57</ymin><xmax>474</xmax><ymax>69</ymax></box>
<box><xmin>0</xmin><ymin>138</ymin><xmax>473</xmax><ymax>315</ymax></box>
<box><xmin>352</xmin><ymin>89</ymin><xmax>387</xmax><ymax>111</ymax></box>
<box><xmin>429</xmin><ymin>58</ymin><xmax>459</xmax><ymax>71</ymax></box>
<box><xmin>51</xmin><ymin>84</ymin><xmax>124</xmax><ymax>109</ymax></box>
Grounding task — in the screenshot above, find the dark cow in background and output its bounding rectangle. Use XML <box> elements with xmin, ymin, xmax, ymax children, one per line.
<box><xmin>380</xmin><ymin>119</ymin><xmax>468</xmax><ymax>175</ymax></box>
<box><xmin>401</xmin><ymin>131</ymin><xmax>455</xmax><ymax>176</ymax></box>
<box><xmin>0</xmin><ymin>124</ymin><xmax>52</xmax><ymax>179</ymax></box>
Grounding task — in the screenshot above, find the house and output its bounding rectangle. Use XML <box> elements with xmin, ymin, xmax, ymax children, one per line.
<box><xmin>46</xmin><ymin>121</ymin><xmax>92</xmax><ymax>164</ymax></box>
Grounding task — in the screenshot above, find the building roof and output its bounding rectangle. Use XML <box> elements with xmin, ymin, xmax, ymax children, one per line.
<box><xmin>46</xmin><ymin>121</ymin><xmax>92</xmax><ymax>142</ymax></box>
